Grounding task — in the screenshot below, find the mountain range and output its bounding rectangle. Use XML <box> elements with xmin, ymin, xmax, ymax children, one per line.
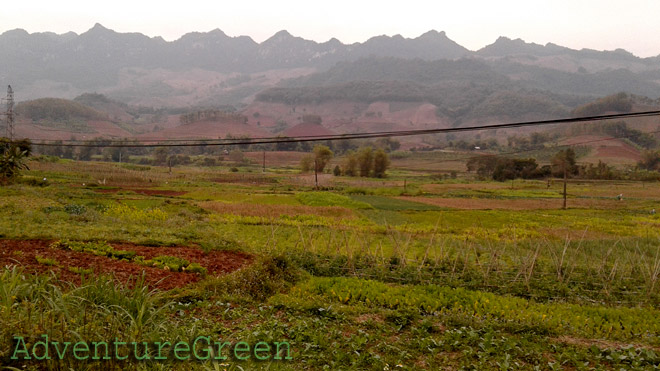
<box><xmin>2</xmin><ymin>23</ymin><xmax>660</xmax><ymax>106</ymax></box>
<box><xmin>3</xmin><ymin>24</ymin><xmax>660</xmax><ymax>158</ymax></box>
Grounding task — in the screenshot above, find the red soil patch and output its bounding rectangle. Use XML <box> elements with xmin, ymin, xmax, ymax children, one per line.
<box><xmin>562</xmin><ymin>135</ymin><xmax>642</xmax><ymax>163</ymax></box>
<box><xmin>282</xmin><ymin>123</ymin><xmax>336</xmax><ymax>137</ymax></box>
<box><xmin>94</xmin><ymin>188</ymin><xmax>186</xmax><ymax>196</ymax></box>
<box><xmin>0</xmin><ymin>240</ymin><xmax>251</xmax><ymax>290</ymax></box>
<box><xmin>86</xmin><ymin>120</ymin><xmax>133</xmax><ymax>137</ymax></box>
<box><xmin>401</xmin><ymin>196</ymin><xmax>628</xmax><ymax>210</ymax></box>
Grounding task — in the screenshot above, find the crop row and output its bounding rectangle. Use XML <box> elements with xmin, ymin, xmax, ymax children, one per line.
<box><xmin>292</xmin><ymin>277</ymin><xmax>660</xmax><ymax>345</ymax></box>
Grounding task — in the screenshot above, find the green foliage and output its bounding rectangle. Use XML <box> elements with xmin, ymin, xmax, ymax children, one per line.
<box><xmin>6</xmin><ymin>156</ymin><xmax>660</xmax><ymax>369</ymax></box>
<box><xmin>313</xmin><ymin>144</ymin><xmax>333</xmax><ymax>172</ymax></box>
<box><xmin>201</xmin><ymin>256</ymin><xmax>301</xmax><ymax>301</ymax></box>
<box><xmin>299</xmin><ymin>154</ymin><xmax>314</xmax><ymax>172</ymax></box>
<box><xmin>15</xmin><ymin>98</ymin><xmax>107</xmax><ymax>122</ymax></box>
<box><xmin>138</xmin><ymin>255</ymin><xmax>208</xmax><ymax>275</ymax></box>
<box><xmin>467</xmin><ymin>156</ymin><xmax>549</xmax><ymax>181</ymax></box>
<box><xmin>572</xmin><ymin>92</ymin><xmax>632</xmax><ymax>117</ymax></box>
<box><xmin>375</xmin><ymin>137</ymin><xmax>401</xmax><ymax>152</ymax></box>
<box><xmin>35</xmin><ymin>255</ymin><xmax>58</xmax><ymax>266</ymax></box>
<box><xmin>295</xmin><ymin>191</ymin><xmax>373</xmax><ymax>209</ymax></box>
<box><xmin>68</xmin><ymin>266</ymin><xmax>93</xmax><ymax>275</ymax></box>
<box><xmin>0</xmin><ymin>268</ymin><xmax>170</xmax><ymax>369</ymax></box>
<box><xmin>0</xmin><ymin>138</ymin><xmax>31</xmax><ymax>182</ymax></box>
<box><xmin>350</xmin><ymin>195</ymin><xmax>440</xmax><ymax>211</ymax></box>
<box><xmin>639</xmin><ymin>150</ymin><xmax>660</xmax><ymax>171</ymax></box>
<box><xmin>63</xmin><ymin>204</ymin><xmax>87</xmax><ymax>215</ymax></box>
<box><xmin>339</xmin><ymin>146</ymin><xmax>391</xmax><ymax>178</ymax></box>
<box><xmin>341</xmin><ymin>150</ymin><xmax>358</xmax><ymax>176</ymax></box>
<box><xmin>297</xmin><ymin>276</ymin><xmax>660</xmax><ymax>344</ymax></box>
<box><xmin>51</xmin><ymin>240</ymin><xmax>137</xmax><ymax>260</ymax></box>
<box><xmin>373</xmin><ymin>148</ymin><xmax>390</xmax><ymax>178</ymax></box>
<box><xmin>470</xmin><ymin>90</ymin><xmax>569</xmax><ymax>118</ymax></box>
<box><xmin>551</xmin><ymin>148</ymin><xmax>577</xmax><ymax>177</ymax></box>
<box><xmin>357</xmin><ymin>146</ymin><xmax>374</xmax><ymax>177</ymax></box>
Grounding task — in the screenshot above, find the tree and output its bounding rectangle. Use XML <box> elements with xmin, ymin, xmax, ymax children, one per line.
<box><xmin>313</xmin><ymin>145</ymin><xmax>333</xmax><ymax>173</ymax></box>
<box><xmin>373</xmin><ymin>149</ymin><xmax>390</xmax><ymax>178</ymax></box>
<box><xmin>375</xmin><ymin>138</ymin><xmax>401</xmax><ymax>152</ymax></box>
<box><xmin>466</xmin><ymin>156</ymin><xmax>499</xmax><ymax>179</ymax></box>
<box><xmin>357</xmin><ymin>147</ymin><xmax>374</xmax><ymax>177</ymax></box>
<box><xmin>638</xmin><ymin>150</ymin><xmax>660</xmax><ymax>171</ymax></box>
<box><xmin>300</xmin><ymin>155</ymin><xmax>314</xmax><ymax>173</ymax></box>
<box><xmin>551</xmin><ymin>148</ymin><xmax>577</xmax><ymax>177</ymax></box>
<box><xmin>153</xmin><ymin>147</ymin><xmax>169</xmax><ymax>165</ymax></box>
<box><xmin>492</xmin><ymin>158</ymin><xmax>539</xmax><ymax>181</ymax></box>
<box><xmin>342</xmin><ymin>151</ymin><xmax>358</xmax><ymax>176</ymax></box>
<box><xmin>75</xmin><ymin>141</ymin><xmax>96</xmax><ymax>161</ymax></box>
<box><xmin>274</xmin><ymin>136</ymin><xmax>298</xmax><ymax>151</ymax></box>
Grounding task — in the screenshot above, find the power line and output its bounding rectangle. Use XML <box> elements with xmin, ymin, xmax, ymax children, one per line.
<box><xmin>26</xmin><ymin>110</ymin><xmax>660</xmax><ymax>148</ymax></box>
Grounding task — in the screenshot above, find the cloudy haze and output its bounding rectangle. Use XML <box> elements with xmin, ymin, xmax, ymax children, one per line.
<box><xmin>2</xmin><ymin>0</ymin><xmax>659</xmax><ymax>57</ymax></box>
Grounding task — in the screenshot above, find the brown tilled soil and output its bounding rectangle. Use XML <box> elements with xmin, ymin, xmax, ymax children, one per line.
<box><xmin>0</xmin><ymin>240</ymin><xmax>251</xmax><ymax>290</ymax></box>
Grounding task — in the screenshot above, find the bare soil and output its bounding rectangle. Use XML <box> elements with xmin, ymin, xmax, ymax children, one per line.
<box><xmin>0</xmin><ymin>239</ymin><xmax>251</xmax><ymax>290</ymax></box>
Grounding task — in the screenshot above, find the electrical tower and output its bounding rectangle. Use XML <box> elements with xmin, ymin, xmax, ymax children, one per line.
<box><xmin>5</xmin><ymin>85</ymin><xmax>14</xmax><ymax>140</ymax></box>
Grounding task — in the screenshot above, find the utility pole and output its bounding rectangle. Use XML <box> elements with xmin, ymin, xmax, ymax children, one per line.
<box><xmin>562</xmin><ymin>167</ymin><xmax>567</xmax><ymax>210</ymax></box>
<box><xmin>314</xmin><ymin>159</ymin><xmax>319</xmax><ymax>189</ymax></box>
<box><xmin>262</xmin><ymin>151</ymin><xmax>266</xmax><ymax>172</ymax></box>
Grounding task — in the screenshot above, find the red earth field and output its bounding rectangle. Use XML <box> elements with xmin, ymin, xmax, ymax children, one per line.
<box><xmin>0</xmin><ymin>240</ymin><xmax>252</xmax><ymax>290</ymax></box>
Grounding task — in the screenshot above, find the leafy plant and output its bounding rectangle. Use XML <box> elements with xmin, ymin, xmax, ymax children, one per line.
<box><xmin>0</xmin><ymin>138</ymin><xmax>31</xmax><ymax>182</ymax></box>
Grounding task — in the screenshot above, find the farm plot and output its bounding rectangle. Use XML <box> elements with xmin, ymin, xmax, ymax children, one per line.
<box><xmin>0</xmin><ymin>239</ymin><xmax>251</xmax><ymax>290</ymax></box>
<box><xmin>3</xmin><ymin>159</ymin><xmax>660</xmax><ymax>370</ymax></box>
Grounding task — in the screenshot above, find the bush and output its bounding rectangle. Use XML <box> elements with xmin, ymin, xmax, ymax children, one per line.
<box><xmin>0</xmin><ymin>138</ymin><xmax>31</xmax><ymax>182</ymax></box>
<box><xmin>202</xmin><ymin>256</ymin><xmax>301</xmax><ymax>301</ymax></box>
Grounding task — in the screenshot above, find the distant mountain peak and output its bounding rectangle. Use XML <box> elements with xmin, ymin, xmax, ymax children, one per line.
<box><xmin>418</xmin><ymin>30</ymin><xmax>447</xmax><ymax>39</ymax></box>
<box><xmin>80</xmin><ymin>23</ymin><xmax>116</xmax><ymax>39</ymax></box>
<box><xmin>89</xmin><ymin>23</ymin><xmax>111</xmax><ymax>32</ymax></box>
<box><xmin>268</xmin><ymin>30</ymin><xmax>294</xmax><ymax>40</ymax></box>
<box><xmin>1</xmin><ymin>28</ymin><xmax>29</xmax><ymax>37</ymax></box>
<box><xmin>478</xmin><ymin>36</ymin><xmax>549</xmax><ymax>57</ymax></box>
<box><xmin>208</xmin><ymin>28</ymin><xmax>228</xmax><ymax>37</ymax></box>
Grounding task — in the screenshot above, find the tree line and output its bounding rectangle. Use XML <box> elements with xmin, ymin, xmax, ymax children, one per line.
<box><xmin>300</xmin><ymin>145</ymin><xmax>391</xmax><ymax>178</ymax></box>
<box><xmin>468</xmin><ymin>148</ymin><xmax>660</xmax><ymax>181</ymax></box>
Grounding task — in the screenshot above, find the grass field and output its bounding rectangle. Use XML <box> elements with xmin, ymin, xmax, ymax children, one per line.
<box><xmin>1</xmin><ymin>156</ymin><xmax>660</xmax><ymax>370</ymax></box>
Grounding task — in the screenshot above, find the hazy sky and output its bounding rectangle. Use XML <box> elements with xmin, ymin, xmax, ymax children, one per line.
<box><xmin>2</xmin><ymin>0</ymin><xmax>659</xmax><ymax>57</ymax></box>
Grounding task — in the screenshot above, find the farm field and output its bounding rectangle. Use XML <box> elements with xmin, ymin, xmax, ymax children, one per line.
<box><xmin>2</xmin><ymin>157</ymin><xmax>660</xmax><ymax>370</ymax></box>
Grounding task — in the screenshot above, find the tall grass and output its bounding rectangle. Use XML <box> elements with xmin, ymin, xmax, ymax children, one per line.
<box><xmin>0</xmin><ymin>268</ymin><xmax>171</xmax><ymax>369</ymax></box>
<box><xmin>284</xmin><ymin>227</ymin><xmax>660</xmax><ymax>306</ymax></box>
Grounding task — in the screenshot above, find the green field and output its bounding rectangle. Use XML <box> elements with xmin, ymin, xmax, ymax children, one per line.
<box><xmin>1</xmin><ymin>158</ymin><xmax>660</xmax><ymax>370</ymax></box>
